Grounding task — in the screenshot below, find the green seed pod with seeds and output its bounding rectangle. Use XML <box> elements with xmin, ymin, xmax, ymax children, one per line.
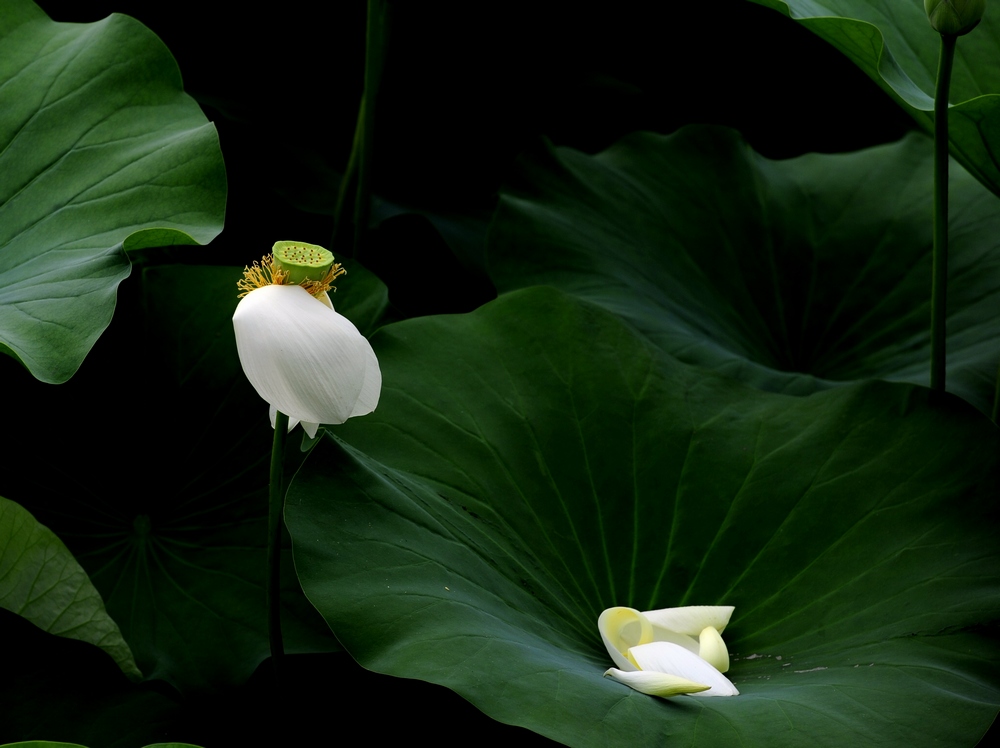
<box><xmin>272</xmin><ymin>240</ymin><xmax>335</xmax><ymax>284</ymax></box>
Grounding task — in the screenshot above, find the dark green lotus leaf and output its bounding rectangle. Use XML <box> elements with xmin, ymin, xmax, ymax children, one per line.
<box><xmin>750</xmin><ymin>0</ymin><xmax>1000</xmax><ymax>196</ymax></box>
<box><xmin>0</xmin><ymin>0</ymin><xmax>226</xmax><ymax>383</ymax></box>
<box><xmin>1</xmin><ymin>263</ymin><xmax>387</xmax><ymax>692</ymax></box>
<box><xmin>285</xmin><ymin>287</ymin><xmax>1000</xmax><ymax>747</ymax></box>
<box><xmin>488</xmin><ymin>127</ymin><xmax>1000</xmax><ymax>414</ymax></box>
<box><xmin>0</xmin><ymin>495</ymin><xmax>139</xmax><ymax>679</ymax></box>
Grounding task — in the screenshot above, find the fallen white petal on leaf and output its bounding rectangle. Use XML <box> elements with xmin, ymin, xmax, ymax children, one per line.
<box><xmin>628</xmin><ymin>642</ymin><xmax>739</xmax><ymax>697</ymax></box>
<box><xmin>642</xmin><ymin>605</ymin><xmax>734</xmax><ymax>636</ymax></box>
<box><xmin>598</xmin><ymin>605</ymin><xmax>738</xmax><ymax>698</ymax></box>
<box><xmin>603</xmin><ymin>668</ymin><xmax>710</xmax><ymax>698</ymax></box>
<box><xmin>698</xmin><ymin>625</ymin><xmax>730</xmax><ymax>673</ymax></box>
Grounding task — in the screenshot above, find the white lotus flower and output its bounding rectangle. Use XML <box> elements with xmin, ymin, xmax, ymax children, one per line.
<box><xmin>599</xmin><ymin>605</ymin><xmax>739</xmax><ymax>698</ymax></box>
<box><xmin>232</xmin><ymin>247</ymin><xmax>381</xmax><ymax>436</ymax></box>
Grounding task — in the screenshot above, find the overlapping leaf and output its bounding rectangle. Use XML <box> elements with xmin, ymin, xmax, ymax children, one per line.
<box><xmin>0</xmin><ymin>495</ymin><xmax>139</xmax><ymax>678</ymax></box>
<box><xmin>0</xmin><ymin>0</ymin><xmax>226</xmax><ymax>383</ymax></box>
<box><xmin>488</xmin><ymin>126</ymin><xmax>1000</xmax><ymax>414</ymax></box>
<box><xmin>750</xmin><ymin>0</ymin><xmax>1000</xmax><ymax>196</ymax></box>
<box><xmin>286</xmin><ymin>287</ymin><xmax>1000</xmax><ymax>747</ymax></box>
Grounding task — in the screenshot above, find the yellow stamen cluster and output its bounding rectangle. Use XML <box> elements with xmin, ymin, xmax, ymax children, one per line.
<box><xmin>237</xmin><ymin>254</ymin><xmax>345</xmax><ymax>298</ymax></box>
<box><xmin>301</xmin><ymin>262</ymin><xmax>346</xmax><ymax>297</ymax></box>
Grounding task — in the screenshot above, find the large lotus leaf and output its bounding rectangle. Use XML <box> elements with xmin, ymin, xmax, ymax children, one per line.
<box><xmin>0</xmin><ymin>263</ymin><xmax>386</xmax><ymax>692</ymax></box>
<box><xmin>0</xmin><ymin>495</ymin><xmax>139</xmax><ymax>678</ymax></box>
<box><xmin>0</xmin><ymin>0</ymin><xmax>226</xmax><ymax>383</ymax></box>
<box><xmin>488</xmin><ymin>126</ymin><xmax>1000</xmax><ymax>414</ymax></box>
<box><xmin>749</xmin><ymin>0</ymin><xmax>1000</xmax><ymax>196</ymax></box>
<box><xmin>285</xmin><ymin>287</ymin><xmax>1000</xmax><ymax>747</ymax></box>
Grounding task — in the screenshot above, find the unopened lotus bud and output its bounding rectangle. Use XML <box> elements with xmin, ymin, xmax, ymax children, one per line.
<box><xmin>925</xmin><ymin>0</ymin><xmax>985</xmax><ymax>36</ymax></box>
<box><xmin>272</xmin><ymin>240</ymin><xmax>334</xmax><ymax>284</ymax></box>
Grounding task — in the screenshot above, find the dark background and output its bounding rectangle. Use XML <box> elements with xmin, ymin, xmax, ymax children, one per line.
<box><xmin>4</xmin><ymin>2</ymin><xmax>923</xmax><ymax>745</ymax></box>
<box><xmin>38</xmin><ymin>0</ymin><xmax>915</xmax><ymax>275</ymax></box>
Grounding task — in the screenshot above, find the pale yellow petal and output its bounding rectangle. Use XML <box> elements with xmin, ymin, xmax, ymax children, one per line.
<box><xmin>603</xmin><ymin>668</ymin><xmax>710</xmax><ymax>698</ymax></box>
<box><xmin>598</xmin><ymin>607</ymin><xmax>653</xmax><ymax>672</ymax></box>
<box><xmin>698</xmin><ymin>626</ymin><xmax>730</xmax><ymax>673</ymax></box>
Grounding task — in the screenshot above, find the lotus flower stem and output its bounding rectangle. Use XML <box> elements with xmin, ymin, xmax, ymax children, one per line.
<box><xmin>930</xmin><ymin>33</ymin><xmax>956</xmax><ymax>393</ymax></box>
<box><xmin>267</xmin><ymin>409</ymin><xmax>289</xmax><ymax>676</ymax></box>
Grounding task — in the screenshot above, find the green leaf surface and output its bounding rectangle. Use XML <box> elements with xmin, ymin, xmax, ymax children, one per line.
<box><xmin>489</xmin><ymin>127</ymin><xmax>1000</xmax><ymax>414</ymax></box>
<box><xmin>0</xmin><ymin>0</ymin><xmax>226</xmax><ymax>383</ymax></box>
<box><xmin>749</xmin><ymin>0</ymin><xmax>1000</xmax><ymax>195</ymax></box>
<box><xmin>286</xmin><ymin>287</ymin><xmax>1000</xmax><ymax>747</ymax></box>
<box><xmin>0</xmin><ymin>495</ymin><xmax>139</xmax><ymax>679</ymax></box>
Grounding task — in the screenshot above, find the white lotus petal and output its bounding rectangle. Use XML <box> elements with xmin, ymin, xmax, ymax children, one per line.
<box><xmin>628</xmin><ymin>642</ymin><xmax>739</xmax><ymax>697</ymax></box>
<box><xmin>698</xmin><ymin>625</ymin><xmax>730</xmax><ymax>673</ymax></box>
<box><xmin>234</xmin><ymin>284</ymin><xmax>374</xmax><ymax>426</ymax></box>
<box><xmin>650</xmin><ymin>627</ymin><xmax>701</xmax><ymax>656</ymax></box>
<box><xmin>603</xmin><ymin>668</ymin><xmax>710</xmax><ymax>698</ymax></box>
<box><xmin>643</xmin><ymin>605</ymin><xmax>734</xmax><ymax>636</ymax></box>
<box><xmin>269</xmin><ymin>404</ymin><xmax>301</xmax><ymax>433</ymax></box>
<box><xmin>350</xmin><ymin>339</ymin><xmax>381</xmax><ymax>418</ymax></box>
<box><xmin>598</xmin><ymin>607</ymin><xmax>652</xmax><ymax>672</ymax></box>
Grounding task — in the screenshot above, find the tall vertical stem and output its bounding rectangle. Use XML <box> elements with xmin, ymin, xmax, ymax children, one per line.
<box><xmin>332</xmin><ymin>110</ymin><xmax>362</xmax><ymax>253</ymax></box>
<box><xmin>931</xmin><ymin>34</ymin><xmax>956</xmax><ymax>392</ymax></box>
<box><xmin>992</xmin><ymin>361</ymin><xmax>1000</xmax><ymax>423</ymax></box>
<box><xmin>353</xmin><ymin>0</ymin><xmax>388</xmax><ymax>262</ymax></box>
<box><xmin>267</xmin><ymin>410</ymin><xmax>289</xmax><ymax>677</ymax></box>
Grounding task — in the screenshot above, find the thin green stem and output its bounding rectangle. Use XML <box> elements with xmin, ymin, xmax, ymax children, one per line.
<box><xmin>931</xmin><ymin>34</ymin><xmax>956</xmax><ymax>393</ymax></box>
<box><xmin>267</xmin><ymin>410</ymin><xmax>289</xmax><ymax>677</ymax></box>
<box><xmin>353</xmin><ymin>0</ymin><xmax>388</xmax><ymax>262</ymax></box>
<box><xmin>992</xmin><ymin>360</ymin><xmax>1000</xmax><ymax>423</ymax></box>
<box><xmin>332</xmin><ymin>109</ymin><xmax>362</xmax><ymax>254</ymax></box>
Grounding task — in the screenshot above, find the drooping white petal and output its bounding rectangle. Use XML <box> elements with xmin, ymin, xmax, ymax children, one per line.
<box><xmin>268</xmin><ymin>403</ymin><xmax>320</xmax><ymax>437</ymax></box>
<box><xmin>643</xmin><ymin>605</ymin><xmax>734</xmax><ymax>636</ymax></box>
<box><xmin>603</xmin><ymin>668</ymin><xmax>710</xmax><ymax>698</ymax></box>
<box><xmin>234</xmin><ymin>284</ymin><xmax>376</xmax><ymax>426</ymax></box>
<box><xmin>350</xmin><ymin>338</ymin><xmax>381</xmax><ymax>418</ymax></box>
<box><xmin>323</xmin><ymin>292</ymin><xmax>379</xmax><ymax>419</ymax></box>
<box><xmin>270</xmin><ymin>404</ymin><xmax>298</xmax><ymax>433</ymax></box>
<box><xmin>598</xmin><ymin>607</ymin><xmax>652</xmax><ymax>672</ymax></box>
<box><xmin>628</xmin><ymin>642</ymin><xmax>739</xmax><ymax>697</ymax></box>
<box><xmin>698</xmin><ymin>626</ymin><xmax>730</xmax><ymax>673</ymax></box>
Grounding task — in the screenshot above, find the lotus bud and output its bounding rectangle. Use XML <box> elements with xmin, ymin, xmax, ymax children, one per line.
<box><xmin>925</xmin><ymin>0</ymin><xmax>985</xmax><ymax>36</ymax></box>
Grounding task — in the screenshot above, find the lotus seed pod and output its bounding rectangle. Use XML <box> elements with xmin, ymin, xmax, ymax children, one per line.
<box><xmin>272</xmin><ymin>240</ymin><xmax>335</xmax><ymax>284</ymax></box>
<box><xmin>925</xmin><ymin>0</ymin><xmax>985</xmax><ymax>36</ymax></box>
